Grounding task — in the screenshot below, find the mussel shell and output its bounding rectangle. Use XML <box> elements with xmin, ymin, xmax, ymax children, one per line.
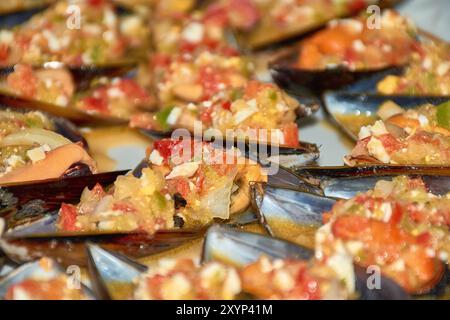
<box><xmin>0</xmin><ymin>230</ymin><xmax>202</xmax><ymax>267</ymax></box>
<box><xmin>251</xmin><ymin>183</ymin><xmax>334</xmax><ymax>237</ymax></box>
<box><xmin>266</xmin><ymin>165</ymin><xmax>321</xmax><ymax>193</ymax></box>
<box><xmin>68</xmin><ymin>61</ymin><xmax>137</xmax><ymax>92</ymax></box>
<box><xmin>270</xmin><ymin>44</ymin><xmax>403</xmax><ymax>95</ymax></box>
<box><xmin>0</xmin><ymin>258</ymin><xmax>96</xmax><ymax>299</ymax></box>
<box><xmin>0</xmin><ymin>4</ymin><xmax>49</xmax><ymax>28</ymax></box>
<box><xmin>233</xmin><ymin>0</ymin><xmax>402</xmax><ymax>51</ymax></box>
<box><xmin>353</xmin><ymin>265</ymin><xmax>410</xmax><ymax>300</ymax></box>
<box><xmin>202</xmin><ymin>225</ymin><xmax>410</xmax><ymax>300</ymax></box>
<box><xmin>87</xmin><ymin>244</ymin><xmax>147</xmax><ymax>300</ymax></box>
<box><xmin>201</xmin><ymin>224</ymin><xmax>314</xmax><ymax>267</ymax></box>
<box><xmin>0</xmin><ymin>91</ymin><xmax>128</xmax><ymax>125</ymax></box>
<box><xmin>294</xmin><ymin>166</ymin><xmax>450</xmax><ymax>199</ymax></box>
<box><xmin>0</xmin><ymin>170</ymin><xmax>128</xmax><ymax>223</ymax></box>
<box><xmin>323</xmin><ymin>92</ymin><xmax>450</xmax><ymax>140</ymax></box>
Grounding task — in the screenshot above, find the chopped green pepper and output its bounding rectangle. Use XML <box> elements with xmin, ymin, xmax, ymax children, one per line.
<box><xmin>153</xmin><ymin>191</ymin><xmax>167</xmax><ymax>210</ymax></box>
<box><xmin>436</xmin><ymin>101</ymin><xmax>450</xmax><ymax>130</ymax></box>
<box><xmin>230</xmin><ymin>88</ymin><xmax>243</xmax><ymax>101</ymax></box>
<box><xmin>155</xmin><ymin>106</ymin><xmax>175</xmax><ymax>131</ymax></box>
<box><xmin>268</xmin><ymin>89</ymin><xmax>278</xmax><ymax>102</ymax></box>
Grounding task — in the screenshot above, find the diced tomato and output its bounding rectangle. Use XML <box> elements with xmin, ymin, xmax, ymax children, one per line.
<box><xmin>151</xmin><ymin>53</ymin><xmax>172</xmax><ymax>69</ymax></box>
<box><xmin>112</xmin><ymin>202</ymin><xmax>136</xmax><ymax>213</ymax></box>
<box><xmin>244</xmin><ymin>81</ymin><xmax>274</xmax><ymax>98</ymax></box>
<box><xmin>387</xmin><ymin>202</ymin><xmax>402</xmax><ymax>225</ymax></box>
<box><xmin>221</xmin><ymin>100</ymin><xmax>232</xmax><ymax>111</ymax></box>
<box><xmin>347</xmin><ymin>0</ymin><xmax>367</xmax><ymax>14</ymax></box>
<box><xmin>179</xmin><ymin>40</ymin><xmax>199</xmax><ymax>54</ymax></box>
<box><xmin>294</xmin><ymin>267</ymin><xmax>322</xmax><ymax>300</ymax></box>
<box><xmin>344</xmin><ymin>48</ymin><xmax>359</xmax><ymax>66</ymax></box>
<box><xmin>411</xmin><ymin>42</ymin><xmax>426</xmax><ymax>58</ymax></box>
<box><xmin>199</xmin><ymin>107</ymin><xmax>213</xmax><ymax>125</ymax></box>
<box><xmin>410</xmin><ymin>131</ymin><xmax>440</xmax><ymax>146</ymax></box>
<box><xmin>332</xmin><ymin>215</ymin><xmax>371</xmax><ymax>241</ymax></box>
<box><xmin>87</xmin><ymin>0</ymin><xmax>106</xmax><ymax>8</ymax></box>
<box><xmin>407</xmin><ymin>204</ymin><xmax>427</xmax><ymax>224</ymax></box>
<box><xmin>203</xmin><ymin>3</ymin><xmax>229</xmax><ymax>27</ymax></box>
<box><xmin>227</xmin><ymin>0</ymin><xmax>260</xmax><ymax>30</ymax></box>
<box><xmin>401</xmin><ymin>246</ymin><xmax>444</xmax><ymax>293</ymax></box>
<box><xmin>195</xmin><ymin>170</ymin><xmax>205</xmax><ymax>192</ymax></box>
<box><xmin>153</xmin><ymin>139</ymin><xmax>182</xmax><ymax>160</ymax></box>
<box><xmin>7</xmin><ymin>64</ymin><xmax>38</xmax><ymax>98</ymax></box>
<box><xmin>5</xmin><ymin>279</ymin><xmax>66</xmax><ymax>300</ymax></box>
<box><xmin>79</xmin><ymin>95</ymin><xmax>108</xmax><ymax>113</ymax></box>
<box><xmin>146</xmin><ymin>275</ymin><xmax>165</xmax><ymax>300</ymax></box>
<box><xmin>116</xmin><ymin>79</ymin><xmax>150</xmax><ymax>102</ymax></box>
<box><xmin>378</xmin><ymin>134</ymin><xmax>404</xmax><ymax>153</ymax></box>
<box><xmin>59</xmin><ymin>203</ymin><xmax>78</xmax><ymax>232</ymax></box>
<box><xmin>167</xmin><ymin>177</ymin><xmax>191</xmax><ymax>198</ymax></box>
<box><xmin>322</xmin><ymin>212</ymin><xmax>332</xmax><ymax>224</ymax></box>
<box><xmin>199</xmin><ymin>66</ymin><xmax>224</xmax><ymax>100</ymax></box>
<box><xmin>416</xmin><ymin>232</ymin><xmax>431</xmax><ymax>246</ymax></box>
<box><xmin>16</xmin><ymin>34</ymin><xmax>31</xmax><ymax>51</ymax></box>
<box><xmin>298</xmin><ymin>43</ymin><xmax>322</xmax><ymax>69</ymax></box>
<box><xmin>282</xmin><ymin>123</ymin><xmax>299</xmax><ymax>147</ymax></box>
<box><xmin>111</xmin><ymin>36</ymin><xmax>127</xmax><ymax>57</ymax></box>
<box><xmin>0</xmin><ymin>44</ymin><xmax>9</xmax><ymax>62</ymax></box>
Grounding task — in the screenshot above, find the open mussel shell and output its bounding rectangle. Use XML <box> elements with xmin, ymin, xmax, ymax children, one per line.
<box><xmin>202</xmin><ymin>225</ymin><xmax>409</xmax><ymax>300</ymax></box>
<box><xmin>0</xmin><ymin>170</ymin><xmax>127</xmax><ymax>223</ymax></box>
<box><xmin>352</xmin><ymin>265</ymin><xmax>410</xmax><ymax>300</ymax></box>
<box><xmin>293</xmin><ymin>166</ymin><xmax>450</xmax><ymax>199</ymax></box>
<box><xmin>251</xmin><ymin>183</ymin><xmax>334</xmax><ymax>248</ymax></box>
<box><xmin>0</xmin><ymin>258</ymin><xmax>96</xmax><ymax>299</ymax></box>
<box><xmin>202</xmin><ymin>224</ymin><xmax>314</xmax><ymax>267</ymax></box>
<box><xmin>0</xmin><ymin>218</ymin><xmax>5</xmax><ymax>274</ymax></box>
<box><xmin>0</xmin><ymin>90</ymin><xmax>128</xmax><ymax>125</ymax></box>
<box><xmin>323</xmin><ymin>92</ymin><xmax>450</xmax><ymax>140</ymax></box>
<box><xmin>0</xmin><ymin>227</ymin><xmax>202</xmax><ymax>267</ymax></box>
<box><xmin>233</xmin><ymin>0</ymin><xmax>403</xmax><ymax>51</ymax></box>
<box><xmin>139</xmin><ymin>131</ymin><xmax>320</xmax><ymax>169</ymax></box>
<box><xmin>87</xmin><ymin>244</ymin><xmax>147</xmax><ymax>300</ymax></box>
<box><xmin>269</xmin><ymin>44</ymin><xmax>404</xmax><ymax>96</ymax></box>
<box><xmin>0</xmin><ymin>2</ymin><xmax>50</xmax><ymax>28</ymax></box>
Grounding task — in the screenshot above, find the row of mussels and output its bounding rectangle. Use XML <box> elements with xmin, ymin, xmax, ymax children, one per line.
<box><xmin>0</xmin><ymin>0</ymin><xmax>448</xmax><ymax>300</ymax></box>
<box><xmin>0</xmin><ymin>158</ymin><xmax>449</xmax><ymax>299</ymax></box>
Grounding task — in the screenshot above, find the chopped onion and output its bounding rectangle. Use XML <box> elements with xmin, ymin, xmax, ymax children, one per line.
<box><xmin>377</xmin><ymin>101</ymin><xmax>405</xmax><ymax>121</ymax></box>
<box><xmin>0</xmin><ymin>128</ymin><xmax>72</xmax><ymax>150</ymax></box>
<box><xmin>200</xmin><ymin>169</ymin><xmax>237</xmax><ymax>220</ymax></box>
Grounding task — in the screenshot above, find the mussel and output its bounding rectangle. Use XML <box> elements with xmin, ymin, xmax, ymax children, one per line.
<box><xmin>0</xmin><ymin>170</ymin><xmax>127</xmax><ymax>222</ymax></box>
<box><xmin>269</xmin><ymin>8</ymin><xmax>418</xmax><ymax>95</ymax></box>
<box><xmin>323</xmin><ymin>92</ymin><xmax>450</xmax><ymax>140</ymax></box>
<box><xmin>270</xmin><ymin>49</ymin><xmax>403</xmax><ymax>96</ymax></box>
<box><xmin>0</xmin><ymin>0</ymin><xmax>149</xmax><ymax>69</ymax></box>
<box><xmin>0</xmin><ymin>2</ymin><xmax>50</xmax><ymax>28</ymax></box>
<box><xmin>0</xmin><ymin>63</ymin><xmax>142</xmax><ymax>125</ymax></box>
<box><xmin>202</xmin><ymin>225</ymin><xmax>409</xmax><ymax>300</ymax></box>
<box><xmin>0</xmin><ymin>107</ymin><xmax>99</xmax><ymax>185</ymax></box>
<box><xmin>0</xmin><ymin>257</ymin><xmax>96</xmax><ymax>299</ymax></box>
<box><xmin>231</xmin><ymin>0</ymin><xmax>401</xmax><ymax>51</ymax></box>
<box><xmin>250</xmin><ymin>176</ymin><xmax>450</xmax><ymax>296</ymax></box>
<box><xmin>87</xmin><ymin>243</ymin><xmax>148</xmax><ymax>300</ymax></box>
<box><xmin>0</xmin><ymin>135</ymin><xmax>313</xmax><ymax>266</ymax></box>
<box><xmin>0</xmin><ymin>226</ymin><xmax>202</xmax><ymax>267</ymax></box>
<box><xmin>251</xmin><ymin>183</ymin><xmax>333</xmax><ymax>249</ymax></box>
<box><xmin>292</xmin><ymin>165</ymin><xmax>450</xmax><ymax>199</ymax></box>
<box><xmin>324</xmin><ymin>95</ymin><xmax>450</xmax><ymax>166</ymax></box>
